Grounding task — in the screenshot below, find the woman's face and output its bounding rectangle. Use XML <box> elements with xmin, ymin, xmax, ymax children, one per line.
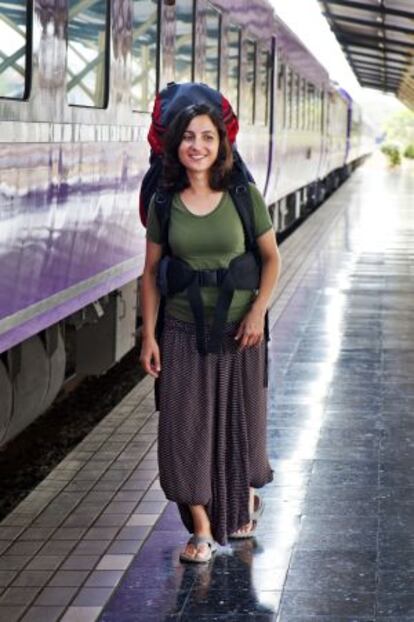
<box><xmin>177</xmin><ymin>114</ymin><xmax>220</xmax><ymax>175</ymax></box>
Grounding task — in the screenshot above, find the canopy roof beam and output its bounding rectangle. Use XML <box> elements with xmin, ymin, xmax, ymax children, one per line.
<box><xmin>336</xmin><ymin>30</ymin><xmax>414</xmax><ymax>51</ymax></box>
<box><xmin>321</xmin><ymin>0</ymin><xmax>413</xmax><ymax>20</ymax></box>
<box><xmin>322</xmin><ymin>13</ymin><xmax>414</xmax><ymax>37</ymax></box>
<box><xmin>318</xmin><ymin>0</ymin><xmax>414</xmax><ymax>108</ymax></box>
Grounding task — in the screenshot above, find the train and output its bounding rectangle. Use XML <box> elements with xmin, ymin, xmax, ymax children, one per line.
<box><xmin>0</xmin><ymin>0</ymin><xmax>374</xmax><ymax>446</ymax></box>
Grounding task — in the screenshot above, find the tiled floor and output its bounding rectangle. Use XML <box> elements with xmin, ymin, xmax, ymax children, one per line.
<box><xmin>1</xmin><ymin>153</ymin><xmax>413</xmax><ymax>621</ymax></box>
<box><xmin>99</xmin><ymin>155</ymin><xmax>414</xmax><ymax>622</ymax></box>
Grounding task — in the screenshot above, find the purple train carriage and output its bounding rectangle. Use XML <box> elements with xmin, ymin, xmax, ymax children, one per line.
<box><xmin>0</xmin><ymin>0</ymin><xmax>374</xmax><ymax>445</ymax></box>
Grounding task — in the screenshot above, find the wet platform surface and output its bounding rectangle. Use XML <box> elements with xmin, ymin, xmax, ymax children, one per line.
<box><xmin>100</xmin><ymin>156</ymin><xmax>414</xmax><ymax>622</ymax></box>
<box><xmin>0</xmin><ymin>154</ymin><xmax>413</xmax><ymax>622</ymax></box>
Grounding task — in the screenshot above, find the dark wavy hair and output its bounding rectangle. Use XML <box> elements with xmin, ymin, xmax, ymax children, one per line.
<box><xmin>161</xmin><ymin>103</ymin><xmax>234</xmax><ymax>192</ymax></box>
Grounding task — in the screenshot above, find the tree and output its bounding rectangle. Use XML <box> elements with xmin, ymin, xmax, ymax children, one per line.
<box><xmin>383</xmin><ymin>109</ymin><xmax>414</xmax><ymax>147</ymax></box>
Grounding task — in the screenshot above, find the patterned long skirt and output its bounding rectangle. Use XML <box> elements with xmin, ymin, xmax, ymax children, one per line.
<box><xmin>158</xmin><ymin>315</ymin><xmax>273</xmax><ymax>545</ymax></box>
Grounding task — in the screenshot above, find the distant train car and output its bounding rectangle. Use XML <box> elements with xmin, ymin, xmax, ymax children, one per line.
<box><xmin>0</xmin><ymin>0</ymin><xmax>373</xmax><ymax>445</ymax></box>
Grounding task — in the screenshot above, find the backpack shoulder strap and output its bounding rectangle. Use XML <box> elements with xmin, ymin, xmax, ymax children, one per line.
<box><xmin>228</xmin><ymin>149</ymin><xmax>258</xmax><ymax>253</ymax></box>
<box><xmin>228</xmin><ymin>176</ymin><xmax>257</xmax><ymax>253</ymax></box>
<box><xmin>154</xmin><ymin>189</ymin><xmax>173</xmax><ymax>252</ymax></box>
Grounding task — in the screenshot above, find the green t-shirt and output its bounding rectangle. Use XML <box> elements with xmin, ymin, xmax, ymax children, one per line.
<box><xmin>146</xmin><ymin>183</ymin><xmax>272</xmax><ymax>323</ymax></box>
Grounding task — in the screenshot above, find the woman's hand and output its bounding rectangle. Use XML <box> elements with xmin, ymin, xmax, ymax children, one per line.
<box><xmin>235</xmin><ymin>304</ymin><xmax>266</xmax><ymax>350</ymax></box>
<box><xmin>140</xmin><ymin>335</ymin><xmax>161</xmax><ymax>378</ymax></box>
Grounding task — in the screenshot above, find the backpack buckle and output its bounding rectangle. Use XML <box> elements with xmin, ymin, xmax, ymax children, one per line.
<box><xmin>235</xmin><ymin>184</ymin><xmax>247</xmax><ymax>195</ymax></box>
<box><xmin>155</xmin><ymin>192</ymin><xmax>167</xmax><ymax>204</ymax></box>
<box><xmin>197</xmin><ymin>268</ymin><xmax>227</xmax><ymax>287</ymax></box>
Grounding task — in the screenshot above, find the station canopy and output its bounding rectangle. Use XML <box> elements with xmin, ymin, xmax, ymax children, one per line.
<box><xmin>318</xmin><ymin>0</ymin><xmax>414</xmax><ymax>110</ymax></box>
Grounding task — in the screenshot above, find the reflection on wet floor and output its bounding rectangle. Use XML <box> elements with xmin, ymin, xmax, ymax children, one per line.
<box><xmin>100</xmin><ymin>157</ymin><xmax>414</xmax><ymax>621</ymax></box>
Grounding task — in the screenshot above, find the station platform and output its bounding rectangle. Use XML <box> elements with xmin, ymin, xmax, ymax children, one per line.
<box><xmin>0</xmin><ymin>152</ymin><xmax>413</xmax><ymax>622</ymax></box>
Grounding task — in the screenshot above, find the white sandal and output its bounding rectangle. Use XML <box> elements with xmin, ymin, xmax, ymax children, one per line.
<box><xmin>229</xmin><ymin>491</ymin><xmax>265</xmax><ymax>539</ymax></box>
<box><xmin>252</xmin><ymin>491</ymin><xmax>265</xmax><ymax>521</ymax></box>
<box><xmin>228</xmin><ymin>520</ymin><xmax>258</xmax><ymax>540</ymax></box>
<box><xmin>179</xmin><ymin>534</ymin><xmax>217</xmax><ymax>563</ymax></box>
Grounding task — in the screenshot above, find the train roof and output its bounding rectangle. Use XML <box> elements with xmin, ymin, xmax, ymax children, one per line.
<box><xmin>318</xmin><ymin>0</ymin><xmax>414</xmax><ymax>111</ymax></box>
<box><xmin>272</xmin><ymin>12</ymin><xmax>330</xmax><ymax>89</ymax></box>
<box><xmin>210</xmin><ymin>1</ymin><xmax>330</xmax><ymax>88</ymax></box>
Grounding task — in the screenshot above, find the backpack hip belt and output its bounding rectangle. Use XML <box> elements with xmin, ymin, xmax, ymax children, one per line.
<box><xmin>157</xmin><ymin>252</ymin><xmax>260</xmax><ymax>355</ymax></box>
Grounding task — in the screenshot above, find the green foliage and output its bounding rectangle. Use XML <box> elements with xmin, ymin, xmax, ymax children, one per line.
<box><xmin>381</xmin><ymin>143</ymin><xmax>401</xmax><ymax>167</ymax></box>
<box><xmin>403</xmin><ymin>144</ymin><xmax>414</xmax><ymax>159</ymax></box>
<box><xmin>383</xmin><ymin>109</ymin><xmax>414</xmax><ymax>146</ymax></box>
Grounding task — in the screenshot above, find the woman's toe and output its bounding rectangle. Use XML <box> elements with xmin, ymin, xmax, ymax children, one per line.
<box><xmin>195</xmin><ymin>543</ymin><xmax>210</xmax><ymax>561</ymax></box>
<box><xmin>183</xmin><ymin>544</ymin><xmax>197</xmax><ymax>559</ymax></box>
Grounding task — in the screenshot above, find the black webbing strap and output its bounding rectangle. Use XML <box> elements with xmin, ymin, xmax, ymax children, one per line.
<box><xmin>154</xmin><ymin>296</ymin><xmax>166</xmax><ymax>411</ymax></box>
<box><xmin>208</xmin><ymin>272</ymin><xmax>236</xmax><ymax>354</ymax></box>
<box><xmin>196</xmin><ymin>268</ymin><xmax>227</xmax><ymax>288</ymax></box>
<box><xmin>264</xmin><ymin>311</ymin><xmax>269</xmax><ymax>388</ymax></box>
<box><xmin>153</xmin><ymin>191</ymin><xmax>172</xmax><ymax>409</ymax></box>
<box><xmin>186</xmin><ymin>276</ymin><xmax>207</xmax><ymax>355</ymax></box>
<box><xmin>228</xmin><ymin>177</ymin><xmax>257</xmax><ymax>254</ymax></box>
<box><xmin>154</xmin><ymin>190</ymin><xmax>173</xmax><ymax>255</ymax></box>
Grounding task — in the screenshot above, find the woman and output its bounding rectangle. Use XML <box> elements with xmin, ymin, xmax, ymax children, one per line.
<box><xmin>140</xmin><ymin>103</ymin><xmax>281</xmax><ymax>563</ymax></box>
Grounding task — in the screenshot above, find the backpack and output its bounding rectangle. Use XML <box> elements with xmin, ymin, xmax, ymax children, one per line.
<box><xmin>139</xmin><ymin>81</ymin><xmax>252</xmax><ymax>227</ymax></box>
<box><xmin>140</xmin><ymin>82</ymin><xmax>268</xmax><ymax>363</ymax></box>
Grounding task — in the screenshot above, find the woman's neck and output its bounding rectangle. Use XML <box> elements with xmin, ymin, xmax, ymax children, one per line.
<box><xmin>185</xmin><ymin>171</ymin><xmax>211</xmax><ymax>194</ymax></box>
<box><xmin>180</xmin><ymin>171</ymin><xmax>223</xmax><ymax>216</ymax></box>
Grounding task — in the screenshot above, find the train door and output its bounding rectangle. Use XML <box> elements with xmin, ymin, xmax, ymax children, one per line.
<box><xmin>263</xmin><ymin>40</ymin><xmax>285</xmax><ymax>207</ymax></box>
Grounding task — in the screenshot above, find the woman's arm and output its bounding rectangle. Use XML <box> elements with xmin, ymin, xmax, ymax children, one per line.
<box><xmin>235</xmin><ymin>229</ymin><xmax>281</xmax><ymax>349</ymax></box>
<box><xmin>139</xmin><ymin>239</ymin><xmax>163</xmax><ymax>377</ymax></box>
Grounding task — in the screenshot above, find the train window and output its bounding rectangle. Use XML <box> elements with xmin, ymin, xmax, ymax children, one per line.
<box><xmin>257</xmin><ymin>48</ymin><xmax>270</xmax><ymax>125</ymax></box>
<box><xmin>286</xmin><ymin>66</ymin><xmax>292</xmax><ymax>129</ymax></box>
<box><xmin>227</xmin><ymin>24</ymin><xmax>240</xmax><ymax>113</ymax></box>
<box><xmin>318</xmin><ymin>90</ymin><xmax>325</xmax><ymax>130</ymax></box>
<box><xmin>301</xmin><ymin>78</ymin><xmax>306</xmax><ymax>129</ymax></box>
<box><xmin>243</xmin><ymin>39</ymin><xmax>256</xmax><ymax>124</ymax></box>
<box><xmin>315</xmin><ymin>90</ymin><xmax>319</xmax><ymax>130</ymax></box>
<box><xmin>291</xmin><ymin>72</ymin><xmax>298</xmax><ymax>129</ymax></box>
<box><xmin>277</xmin><ymin>61</ymin><xmax>284</xmax><ymax>90</ymax></box>
<box><xmin>321</xmin><ymin>90</ymin><xmax>325</xmax><ymax>131</ymax></box>
<box><xmin>304</xmin><ymin>81</ymin><xmax>308</xmax><ymax>130</ymax></box>
<box><xmin>0</xmin><ymin>0</ymin><xmax>28</xmax><ymax>99</ymax></box>
<box><xmin>204</xmin><ymin>3</ymin><xmax>220</xmax><ymax>90</ymax></box>
<box><xmin>307</xmin><ymin>82</ymin><xmax>315</xmax><ymax>130</ymax></box>
<box><xmin>175</xmin><ymin>0</ymin><xmax>194</xmax><ymax>82</ymax></box>
<box><xmin>296</xmin><ymin>74</ymin><xmax>301</xmax><ymax>129</ymax></box>
<box><xmin>277</xmin><ymin>61</ymin><xmax>285</xmax><ymax>128</ymax></box>
<box><xmin>132</xmin><ymin>0</ymin><xmax>159</xmax><ymax>112</ymax></box>
<box><xmin>315</xmin><ymin>88</ymin><xmax>321</xmax><ymax>131</ymax></box>
<box><xmin>67</xmin><ymin>0</ymin><xmax>109</xmax><ymax>107</ymax></box>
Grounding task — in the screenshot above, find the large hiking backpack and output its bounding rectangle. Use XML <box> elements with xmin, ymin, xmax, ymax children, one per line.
<box><xmin>139</xmin><ymin>82</ymin><xmax>268</xmax><ymax>363</ymax></box>
<box><xmin>139</xmin><ymin>81</ymin><xmax>251</xmax><ymax>227</ymax></box>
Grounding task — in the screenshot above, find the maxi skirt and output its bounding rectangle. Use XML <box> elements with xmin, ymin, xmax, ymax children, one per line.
<box><xmin>158</xmin><ymin>315</ymin><xmax>273</xmax><ymax>545</ymax></box>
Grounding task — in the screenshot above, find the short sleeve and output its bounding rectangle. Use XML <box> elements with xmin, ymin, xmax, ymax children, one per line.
<box><xmin>146</xmin><ymin>196</ymin><xmax>162</xmax><ymax>244</ymax></box>
<box><xmin>248</xmin><ymin>183</ymin><xmax>273</xmax><ymax>238</ymax></box>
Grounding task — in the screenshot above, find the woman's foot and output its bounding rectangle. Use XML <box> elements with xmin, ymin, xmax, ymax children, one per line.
<box><xmin>180</xmin><ymin>534</ymin><xmax>216</xmax><ymax>563</ymax></box>
<box><xmin>229</xmin><ymin>488</ymin><xmax>261</xmax><ymax>539</ymax></box>
<box><xmin>180</xmin><ymin>504</ymin><xmax>215</xmax><ymax>562</ymax></box>
<box><xmin>228</xmin><ymin>519</ymin><xmax>257</xmax><ymax>539</ymax></box>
